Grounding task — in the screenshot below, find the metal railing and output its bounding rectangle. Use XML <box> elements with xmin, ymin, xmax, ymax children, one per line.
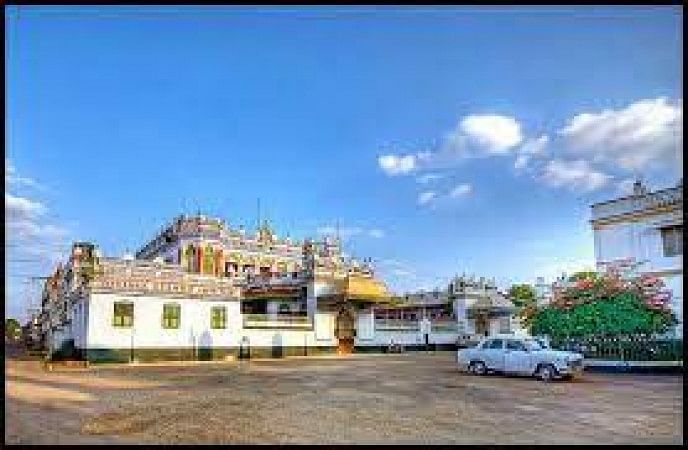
<box><xmin>550</xmin><ymin>336</ymin><xmax>683</xmax><ymax>361</ymax></box>
<box><xmin>431</xmin><ymin>321</ymin><xmax>458</xmax><ymax>333</ymax></box>
<box><xmin>374</xmin><ymin>320</ymin><xmax>420</xmax><ymax>331</ymax></box>
<box><xmin>242</xmin><ymin>313</ymin><xmax>311</xmax><ymax>329</ymax></box>
<box><xmin>374</xmin><ymin>319</ymin><xmax>458</xmax><ymax>332</ymax></box>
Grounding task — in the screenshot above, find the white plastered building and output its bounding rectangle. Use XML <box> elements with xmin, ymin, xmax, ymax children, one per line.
<box><xmin>590</xmin><ymin>179</ymin><xmax>683</xmax><ymax>337</ymax></box>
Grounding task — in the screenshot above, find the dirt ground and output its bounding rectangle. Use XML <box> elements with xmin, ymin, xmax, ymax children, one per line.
<box><xmin>5</xmin><ymin>351</ymin><xmax>683</xmax><ymax>445</ymax></box>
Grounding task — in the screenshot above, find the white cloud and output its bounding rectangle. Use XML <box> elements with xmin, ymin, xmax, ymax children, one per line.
<box><xmin>379</xmin><ymin>99</ymin><xmax>683</xmax><ymax>203</ymax></box>
<box><xmin>437</xmin><ymin>114</ymin><xmax>523</xmax><ymax>164</ymax></box>
<box><xmin>519</xmin><ymin>135</ymin><xmax>549</xmax><ymax>156</ymax></box>
<box><xmin>558</xmin><ymin>97</ymin><xmax>682</xmax><ymax>171</ymax></box>
<box><xmin>5</xmin><ymin>167</ymin><xmax>70</xmax><ymax>250</ymax></box>
<box><xmin>379</xmin><ymin>114</ymin><xmax>523</xmax><ymax>178</ymax></box>
<box><xmin>449</xmin><ymin>183</ymin><xmax>473</xmax><ymax>198</ymax></box>
<box><xmin>514</xmin><ymin>154</ymin><xmax>529</xmax><ymax>170</ymax></box>
<box><xmin>417</xmin><ymin>191</ymin><xmax>437</xmax><ymax>205</ymax></box>
<box><xmin>378</xmin><ymin>154</ymin><xmax>417</xmax><ymax>176</ymax></box>
<box><xmin>457</xmin><ymin>115</ymin><xmax>523</xmax><ymax>155</ymax></box>
<box><xmin>5</xmin><ymin>193</ymin><xmax>47</xmax><ymax>220</ymax></box>
<box><xmin>7</xmin><ymin>219</ymin><xmax>68</xmax><ymax>242</ymax></box>
<box><xmin>6</xmin><ymin>159</ymin><xmax>42</xmax><ymax>190</ymax></box>
<box><xmin>6</xmin><ymin>193</ymin><xmax>67</xmax><ymax>244</ymax></box>
<box><xmin>514</xmin><ymin>135</ymin><xmax>549</xmax><ymax>171</ymax></box>
<box><xmin>5</xmin><ymin>163</ymin><xmax>71</xmax><ymax>325</ymax></box>
<box><xmin>540</xmin><ymin>159</ymin><xmax>612</xmax><ymax>193</ymax></box>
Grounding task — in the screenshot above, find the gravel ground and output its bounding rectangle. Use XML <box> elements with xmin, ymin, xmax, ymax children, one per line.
<box><xmin>5</xmin><ymin>352</ymin><xmax>683</xmax><ymax>445</ymax></box>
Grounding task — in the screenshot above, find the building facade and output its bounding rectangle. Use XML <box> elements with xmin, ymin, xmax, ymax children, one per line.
<box><xmin>39</xmin><ymin>217</ymin><xmax>395</xmax><ymax>361</ymax></box>
<box><xmin>39</xmin><ymin>215</ymin><xmax>529</xmax><ymax>362</ymax></box>
<box><xmin>534</xmin><ymin>277</ymin><xmax>553</xmax><ymax>307</ymax></box>
<box><xmin>449</xmin><ymin>275</ymin><xmax>523</xmax><ymax>340</ymax></box>
<box><xmin>590</xmin><ymin>179</ymin><xmax>683</xmax><ymax>336</ymax></box>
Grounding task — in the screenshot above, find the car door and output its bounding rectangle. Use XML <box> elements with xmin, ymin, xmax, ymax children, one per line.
<box><xmin>482</xmin><ymin>338</ymin><xmax>505</xmax><ymax>371</ymax></box>
<box><xmin>504</xmin><ymin>339</ymin><xmax>531</xmax><ymax>375</ymax></box>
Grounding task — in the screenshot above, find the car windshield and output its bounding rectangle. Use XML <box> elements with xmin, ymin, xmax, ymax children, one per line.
<box><xmin>525</xmin><ymin>339</ymin><xmax>544</xmax><ymax>351</ymax></box>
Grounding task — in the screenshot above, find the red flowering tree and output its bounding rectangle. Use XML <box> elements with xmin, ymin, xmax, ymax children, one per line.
<box><xmin>530</xmin><ymin>265</ymin><xmax>676</xmax><ymax>339</ymax></box>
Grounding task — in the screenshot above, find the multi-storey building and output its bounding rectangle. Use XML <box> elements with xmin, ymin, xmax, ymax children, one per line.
<box><xmin>38</xmin><ymin>216</ymin><xmax>396</xmax><ymax>361</ymax></box>
<box><xmin>38</xmin><ymin>214</ymin><xmax>533</xmax><ymax>362</ymax></box>
<box><xmin>590</xmin><ymin>179</ymin><xmax>683</xmax><ymax>336</ymax></box>
<box><xmin>136</xmin><ymin>216</ymin><xmax>308</xmax><ymax>281</ymax></box>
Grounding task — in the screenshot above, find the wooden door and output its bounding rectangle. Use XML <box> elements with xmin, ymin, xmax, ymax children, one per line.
<box><xmin>336</xmin><ymin>307</ymin><xmax>355</xmax><ymax>355</ymax></box>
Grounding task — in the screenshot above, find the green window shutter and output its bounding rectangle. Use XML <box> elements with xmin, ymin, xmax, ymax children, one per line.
<box><xmin>211</xmin><ymin>306</ymin><xmax>227</xmax><ymax>329</ymax></box>
<box><xmin>114</xmin><ymin>302</ymin><xmax>134</xmax><ymax>328</ymax></box>
<box><xmin>163</xmin><ymin>304</ymin><xmax>181</xmax><ymax>329</ymax></box>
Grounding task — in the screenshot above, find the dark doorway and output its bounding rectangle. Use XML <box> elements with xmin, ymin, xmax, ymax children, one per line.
<box><xmin>475</xmin><ymin>313</ymin><xmax>489</xmax><ymax>337</ymax></box>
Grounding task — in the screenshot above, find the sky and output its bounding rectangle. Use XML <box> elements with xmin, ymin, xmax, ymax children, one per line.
<box><xmin>5</xmin><ymin>6</ymin><xmax>683</xmax><ymax>322</ymax></box>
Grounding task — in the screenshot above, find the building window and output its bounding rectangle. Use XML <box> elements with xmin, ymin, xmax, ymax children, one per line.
<box><xmin>661</xmin><ymin>225</ymin><xmax>683</xmax><ymax>257</ymax></box>
<box><xmin>113</xmin><ymin>302</ymin><xmax>134</xmax><ymax>328</ymax></box>
<box><xmin>211</xmin><ymin>306</ymin><xmax>227</xmax><ymax>329</ymax></box>
<box><xmin>162</xmin><ymin>303</ymin><xmax>181</xmax><ymax>329</ymax></box>
<box><xmin>203</xmin><ymin>246</ymin><xmax>214</xmax><ymax>274</ymax></box>
<box><xmin>499</xmin><ymin>317</ymin><xmax>511</xmax><ymax>334</ymax></box>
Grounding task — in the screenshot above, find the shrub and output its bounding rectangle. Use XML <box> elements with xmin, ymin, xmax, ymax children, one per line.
<box><xmin>530</xmin><ymin>267</ymin><xmax>676</xmax><ymax>339</ymax></box>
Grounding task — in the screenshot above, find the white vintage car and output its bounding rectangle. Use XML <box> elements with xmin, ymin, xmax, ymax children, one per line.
<box><xmin>456</xmin><ymin>335</ymin><xmax>584</xmax><ymax>381</ymax></box>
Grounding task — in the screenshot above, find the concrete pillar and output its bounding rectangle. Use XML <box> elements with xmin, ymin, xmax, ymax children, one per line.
<box><xmin>306</xmin><ymin>281</ymin><xmax>318</xmax><ymax>320</ymax></box>
<box><xmin>454</xmin><ymin>297</ymin><xmax>467</xmax><ymax>335</ymax></box>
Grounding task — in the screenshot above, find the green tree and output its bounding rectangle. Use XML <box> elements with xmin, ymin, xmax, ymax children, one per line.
<box><xmin>508</xmin><ymin>284</ymin><xmax>537</xmax><ymax>308</ymax></box>
<box><xmin>509</xmin><ymin>284</ymin><xmax>538</xmax><ymax>329</ymax></box>
<box><xmin>568</xmin><ymin>271</ymin><xmax>599</xmax><ymax>282</ymax></box>
<box><xmin>5</xmin><ymin>318</ymin><xmax>21</xmax><ymax>340</ymax></box>
<box><xmin>530</xmin><ymin>292</ymin><xmax>675</xmax><ymax>339</ymax></box>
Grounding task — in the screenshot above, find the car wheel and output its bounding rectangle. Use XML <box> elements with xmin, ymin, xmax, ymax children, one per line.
<box><xmin>471</xmin><ymin>361</ymin><xmax>487</xmax><ymax>376</ymax></box>
<box><xmin>537</xmin><ymin>364</ymin><xmax>556</xmax><ymax>382</ymax></box>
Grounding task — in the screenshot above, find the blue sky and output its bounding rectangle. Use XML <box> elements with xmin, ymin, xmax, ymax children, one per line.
<box><xmin>6</xmin><ymin>6</ymin><xmax>683</xmax><ymax>321</ymax></box>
